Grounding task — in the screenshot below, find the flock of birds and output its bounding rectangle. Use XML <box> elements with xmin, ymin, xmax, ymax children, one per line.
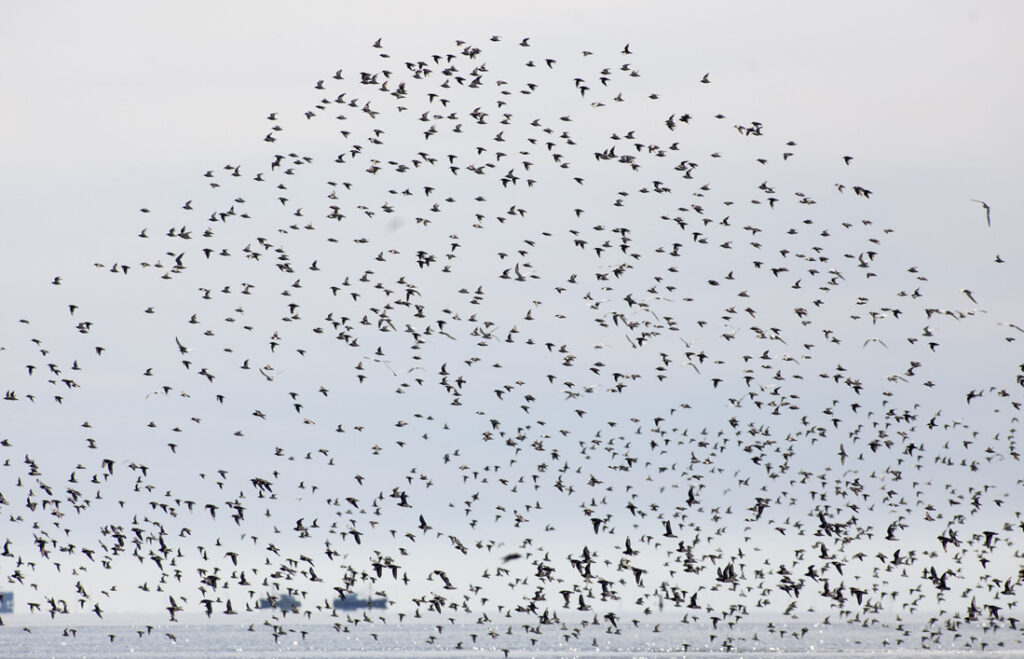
<box><xmin>2</xmin><ymin>36</ymin><xmax>1022</xmax><ymax>653</ymax></box>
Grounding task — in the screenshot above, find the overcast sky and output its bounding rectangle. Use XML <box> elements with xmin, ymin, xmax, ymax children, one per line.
<box><xmin>1</xmin><ymin>1</ymin><xmax>1022</xmax><ymax>624</ymax></box>
<box><xmin>3</xmin><ymin>1</ymin><xmax>1022</xmax><ymax>301</ymax></box>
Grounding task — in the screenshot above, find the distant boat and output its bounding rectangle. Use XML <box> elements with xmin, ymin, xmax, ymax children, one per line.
<box><xmin>257</xmin><ymin>593</ymin><xmax>301</xmax><ymax>611</ymax></box>
<box><xmin>333</xmin><ymin>593</ymin><xmax>387</xmax><ymax>610</ymax></box>
<box><xmin>0</xmin><ymin>591</ymin><xmax>12</xmax><ymax>614</ymax></box>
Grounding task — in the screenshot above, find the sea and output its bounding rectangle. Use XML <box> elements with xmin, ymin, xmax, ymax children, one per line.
<box><xmin>1</xmin><ymin>616</ymin><xmax>1022</xmax><ymax>659</ymax></box>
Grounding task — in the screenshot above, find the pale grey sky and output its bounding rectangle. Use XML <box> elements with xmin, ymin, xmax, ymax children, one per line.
<box><xmin>1</xmin><ymin>1</ymin><xmax>1022</xmax><ymax>641</ymax></box>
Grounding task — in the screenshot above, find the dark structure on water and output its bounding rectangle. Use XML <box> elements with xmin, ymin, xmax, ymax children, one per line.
<box><xmin>257</xmin><ymin>593</ymin><xmax>301</xmax><ymax>612</ymax></box>
<box><xmin>333</xmin><ymin>593</ymin><xmax>387</xmax><ymax>610</ymax></box>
